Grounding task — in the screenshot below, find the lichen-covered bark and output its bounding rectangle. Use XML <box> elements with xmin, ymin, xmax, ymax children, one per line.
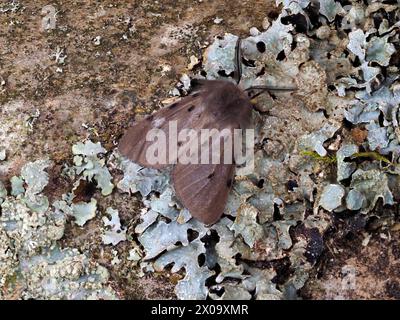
<box><xmin>1</xmin><ymin>0</ymin><xmax>400</xmax><ymax>300</ymax></box>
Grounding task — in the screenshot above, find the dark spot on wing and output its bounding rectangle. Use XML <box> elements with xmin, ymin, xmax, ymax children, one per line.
<box><xmin>188</xmin><ymin>105</ymin><xmax>195</xmax><ymax>112</ymax></box>
<box><xmin>168</xmin><ymin>102</ymin><xmax>178</xmax><ymax>110</ymax></box>
<box><xmin>207</xmin><ymin>172</ymin><xmax>215</xmax><ymax>179</ymax></box>
<box><xmin>227</xmin><ymin>179</ymin><xmax>233</xmax><ymax>188</ymax></box>
<box><xmin>177</xmin><ymin>141</ymin><xmax>183</xmax><ymax>147</ymax></box>
<box><xmin>146</xmin><ymin>114</ymin><xmax>154</xmax><ymax>121</ymax></box>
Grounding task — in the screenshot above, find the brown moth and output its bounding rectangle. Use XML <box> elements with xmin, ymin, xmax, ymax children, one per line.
<box><xmin>119</xmin><ymin>38</ymin><xmax>294</xmax><ymax>225</ymax></box>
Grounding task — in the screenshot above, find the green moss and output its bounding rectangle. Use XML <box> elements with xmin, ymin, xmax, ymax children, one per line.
<box><xmin>301</xmin><ymin>150</ymin><xmax>395</xmax><ymax>167</ymax></box>
<box><xmin>351</xmin><ymin>152</ymin><xmax>392</xmax><ymax>165</ymax></box>
<box><xmin>300</xmin><ymin>150</ymin><xmax>337</xmax><ymax>164</ymax></box>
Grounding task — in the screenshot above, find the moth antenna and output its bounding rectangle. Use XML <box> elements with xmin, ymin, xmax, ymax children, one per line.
<box><xmin>246</xmin><ymin>85</ymin><xmax>297</xmax><ymax>91</ymax></box>
<box><xmin>234</xmin><ymin>37</ymin><xmax>242</xmax><ymax>84</ymax></box>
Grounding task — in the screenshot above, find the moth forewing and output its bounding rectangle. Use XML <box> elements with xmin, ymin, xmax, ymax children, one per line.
<box><xmin>118</xmin><ymin>93</ymin><xmax>206</xmax><ymax>168</ymax></box>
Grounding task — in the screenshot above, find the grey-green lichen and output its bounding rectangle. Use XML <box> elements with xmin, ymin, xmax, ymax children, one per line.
<box><xmin>72</xmin><ymin>140</ymin><xmax>114</xmax><ymax>196</ymax></box>
<box><xmin>0</xmin><ymin>150</ymin><xmax>117</xmax><ymax>299</ymax></box>
<box><xmin>101</xmin><ymin>207</ymin><xmax>127</xmax><ymax>246</ymax></box>
<box><xmin>19</xmin><ymin>246</ymin><xmax>117</xmax><ymax>300</ymax></box>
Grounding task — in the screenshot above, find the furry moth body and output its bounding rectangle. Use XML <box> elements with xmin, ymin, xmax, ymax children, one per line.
<box><xmin>119</xmin><ymin>79</ymin><xmax>252</xmax><ymax>225</ymax></box>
